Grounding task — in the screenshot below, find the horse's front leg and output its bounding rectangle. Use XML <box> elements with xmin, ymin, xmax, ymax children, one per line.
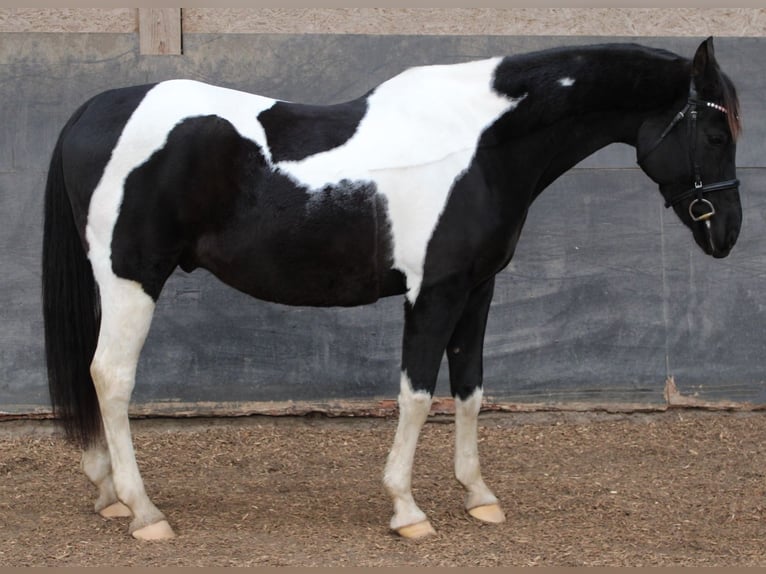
<box><xmin>384</xmin><ymin>283</ymin><xmax>468</xmax><ymax>538</ymax></box>
<box><xmin>447</xmin><ymin>277</ymin><xmax>505</xmax><ymax>524</ymax></box>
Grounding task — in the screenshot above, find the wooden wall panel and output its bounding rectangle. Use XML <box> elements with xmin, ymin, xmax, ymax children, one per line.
<box><xmin>138</xmin><ymin>8</ymin><xmax>181</xmax><ymax>55</ymax></box>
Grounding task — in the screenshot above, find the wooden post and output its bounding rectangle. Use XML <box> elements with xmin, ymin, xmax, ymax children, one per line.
<box><xmin>138</xmin><ymin>8</ymin><xmax>182</xmax><ymax>55</ymax></box>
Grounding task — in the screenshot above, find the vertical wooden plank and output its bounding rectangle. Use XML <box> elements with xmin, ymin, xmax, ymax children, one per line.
<box><xmin>138</xmin><ymin>8</ymin><xmax>182</xmax><ymax>55</ymax></box>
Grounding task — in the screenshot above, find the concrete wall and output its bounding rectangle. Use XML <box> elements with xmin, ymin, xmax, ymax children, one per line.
<box><xmin>2</xmin><ymin>9</ymin><xmax>766</xmax><ymax>415</ymax></box>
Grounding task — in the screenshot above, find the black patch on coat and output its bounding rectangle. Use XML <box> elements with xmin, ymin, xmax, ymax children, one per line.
<box><xmin>112</xmin><ymin>114</ymin><xmax>397</xmax><ymax>305</ymax></box>
<box><xmin>258</xmin><ymin>98</ymin><xmax>368</xmax><ymax>163</ymax></box>
<box><xmin>112</xmin><ymin>114</ymin><xmax>252</xmax><ymax>299</ymax></box>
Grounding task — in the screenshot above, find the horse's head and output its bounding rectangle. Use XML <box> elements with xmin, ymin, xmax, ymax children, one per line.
<box><xmin>637</xmin><ymin>37</ymin><xmax>742</xmax><ymax>258</ymax></box>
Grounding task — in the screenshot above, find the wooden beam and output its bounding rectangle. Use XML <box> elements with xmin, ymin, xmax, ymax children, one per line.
<box><xmin>138</xmin><ymin>8</ymin><xmax>182</xmax><ymax>55</ymax></box>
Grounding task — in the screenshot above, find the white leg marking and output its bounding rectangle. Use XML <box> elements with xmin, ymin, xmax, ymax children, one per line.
<box><xmin>455</xmin><ymin>387</ymin><xmax>501</xmax><ymax>513</ymax></box>
<box><xmin>383</xmin><ymin>372</ymin><xmax>434</xmax><ymax>532</ymax></box>
<box><xmin>89</xmin><ymin>275</ymin><xmax>173</xmax><ymax>537</ymax></box>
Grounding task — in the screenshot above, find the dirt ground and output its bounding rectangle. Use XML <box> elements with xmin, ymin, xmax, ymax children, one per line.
<box><xmin>2</xmin><ymin>409</ymin><xmax>766</xmax><ymax>566</ymax></box>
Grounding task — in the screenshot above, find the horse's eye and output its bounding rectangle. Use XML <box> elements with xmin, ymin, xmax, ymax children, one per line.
<box><xmin>707</xmin><ymin>133</ymin><xmax>727</xmax><ymax>147</ymax></box>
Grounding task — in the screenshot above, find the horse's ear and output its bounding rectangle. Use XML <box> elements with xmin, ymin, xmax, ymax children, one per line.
<box><xmin>691</xmin><ymin>37</ymin><xmax>719</xmax><ymax>91</ymax></box>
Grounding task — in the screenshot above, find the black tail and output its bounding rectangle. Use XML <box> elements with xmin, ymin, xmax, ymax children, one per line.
<box><xmin>42</xmin><ymin>110</ymin><xmax>102</xmax><ymax>448</ymax></box>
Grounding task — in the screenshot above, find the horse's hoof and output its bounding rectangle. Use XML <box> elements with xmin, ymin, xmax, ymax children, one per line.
<box><xmin>99</xmin><ymin>502</ymin><xmax>132</xmax><ymax>518</ymax></box>
<box><xmin>395</xmin><ymin>520</ymin><xmax>436</xmax><ymax>539</ymax></box>
<box><xmin>131</xmin><ymin>520</ymin><xmax>176</xmax><ymax>540</ymax></box>
<box><xmin>468</xmin><ymin>503</ymin><xmax>506</xmax><ymax>524</ymax></box>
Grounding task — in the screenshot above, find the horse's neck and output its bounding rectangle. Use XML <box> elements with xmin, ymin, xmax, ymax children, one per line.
<box><xmin>534</xmin><ymin>112</ymin><xmax>645</xmax><ymax>196</ymax></box>
<box><xmin>483</xmin><ymin>45</ymin><xmax>691</xmax><ymax>198</ymax></box>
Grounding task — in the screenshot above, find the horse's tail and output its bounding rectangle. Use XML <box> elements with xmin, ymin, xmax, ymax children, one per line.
<box><xmin>42</xmin><ymin>106</ymin><xmax>102</xmax><ymax>448</ymax></box>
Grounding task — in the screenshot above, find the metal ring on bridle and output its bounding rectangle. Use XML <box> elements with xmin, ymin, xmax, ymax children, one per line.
<box><xmin>689</xmin><ymin>198</ymin><xmax>716</xmax><ymax>222</ymax></box>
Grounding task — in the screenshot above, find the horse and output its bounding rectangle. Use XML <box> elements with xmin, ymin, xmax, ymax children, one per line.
<box><xmin>42</xmin><ymin>37</ymin><xmax>742</xmax><ymax>540</ymax></box>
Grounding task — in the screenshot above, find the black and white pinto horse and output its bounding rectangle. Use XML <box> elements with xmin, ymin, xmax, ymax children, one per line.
<box><xmin>43</xmin><ymin>38</ymin><xmax>742</xmax><ymax>540</ymax></box>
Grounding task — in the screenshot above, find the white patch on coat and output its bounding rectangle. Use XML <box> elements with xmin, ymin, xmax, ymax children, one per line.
<box><xmin>277</xmin><ymin>58</ymin><xmax>524</xmax><ymax>303</ymax></box>
<box><xmin>454</xmin><ymin>387</ymin><xmax>499</xmax><ymax>510</ymax></box>
<box><xmin>558</xmin><ymin>77</ymin><xmax>576</xmax><ymax>87</ymax></box>
<box><xmin>86</xmin><ymin>59</ymin><xmax>524</xmax><ymax>304</ymax></box>
<box><xmin>383</xmin><ymin>371</ymin><xmax>433</xmax><ymax>530</ymax></box>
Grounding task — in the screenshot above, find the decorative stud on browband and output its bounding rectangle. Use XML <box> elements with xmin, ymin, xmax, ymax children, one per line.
<box><xmin>704</xmin><ymin>101</ymin><xmax>728</xmax><ymax>114</ymax></box>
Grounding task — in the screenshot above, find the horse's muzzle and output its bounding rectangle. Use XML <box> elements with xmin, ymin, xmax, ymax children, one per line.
<box><xmin>695</xmin><ymin>216</ymin><xmax>739</xmax><ymax>259</ymax></box>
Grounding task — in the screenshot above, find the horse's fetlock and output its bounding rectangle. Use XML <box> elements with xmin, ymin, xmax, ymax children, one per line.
<box><xmin>382</xmin><ymin>471</ymin><xmax>405</xmax><ymax>495</ymax></box>
<box><xmin>94</xmin><ymin>491</ymin><xmax>120</xmax><ymax>513</ymax></box>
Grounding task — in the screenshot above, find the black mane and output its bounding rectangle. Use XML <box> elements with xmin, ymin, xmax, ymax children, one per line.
<box><xmin>491</xmin><ymin>44</ymin><xmax>691</xmax><ymax>135</ymax></box>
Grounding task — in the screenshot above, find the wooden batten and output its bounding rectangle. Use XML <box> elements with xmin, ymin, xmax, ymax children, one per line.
<box><xmin>138</xmin><ymin>8</ymin><xmax>182</xmax><ymax>55</ymax></box>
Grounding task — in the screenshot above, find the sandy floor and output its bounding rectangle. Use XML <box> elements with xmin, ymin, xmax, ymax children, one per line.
<box><xmin>2</xmin><ymin>410</ymin><xmax>766</xmax><ymax>566</ymax></box>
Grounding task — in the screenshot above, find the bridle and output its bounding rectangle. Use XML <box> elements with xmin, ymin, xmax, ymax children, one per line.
<box><xmin>637</xmin><ymin>87</ymin><xmax>740</xmax><ymax>224</ymax></box>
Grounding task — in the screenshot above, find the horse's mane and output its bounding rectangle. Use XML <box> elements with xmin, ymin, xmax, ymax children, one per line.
<box><xmin>491</xmin><ymin>43</ymin><xmax>742</xmax><ymax>141</ymax></box>
<box><xmin>721</xmin><ymin>74</ymin><xmax>742</xmax><ymax>141</ymax></box>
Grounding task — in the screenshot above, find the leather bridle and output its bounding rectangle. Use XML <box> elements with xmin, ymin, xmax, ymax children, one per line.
<box><xmin>637</xmin><ymin>88</ymin><xmax>740</xmax><ymax>223</ymax></box>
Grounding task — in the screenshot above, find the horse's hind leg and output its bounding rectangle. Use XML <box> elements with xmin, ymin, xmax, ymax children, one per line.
<box><xmin>89</xmin><ymin>275</ymin><xmax>175</xmax><ymax>539</ymax></box>
<box><xmin>447</xmin><ymin>277</ymin><xmax>505</xmax><ymax>524</ymax></box>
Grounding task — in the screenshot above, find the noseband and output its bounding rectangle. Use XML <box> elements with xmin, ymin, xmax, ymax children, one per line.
<box><xmin>637</xmin><ymin>88</ymin><xmax>739</xmax><ymax>223</ymax></box>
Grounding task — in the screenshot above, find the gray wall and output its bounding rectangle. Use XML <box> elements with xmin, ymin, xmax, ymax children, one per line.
<box><xmin>2</xmin><ymin>33</ymin><xmax>766</xmax><ymax>413</ymax></box>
